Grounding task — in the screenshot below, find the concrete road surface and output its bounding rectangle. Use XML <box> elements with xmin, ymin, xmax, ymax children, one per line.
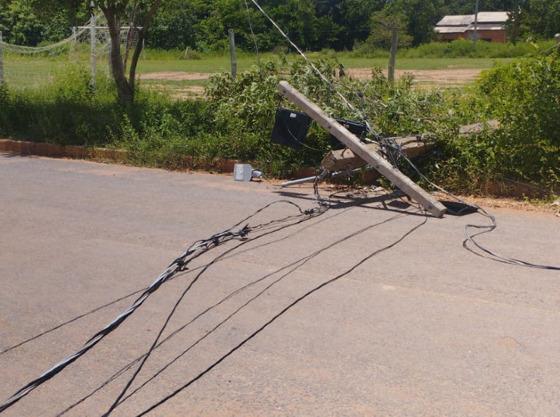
<box><xmin>1</xmin><ymin>155</ymin><xmax>559</xmax><ymax>417</ymax></box>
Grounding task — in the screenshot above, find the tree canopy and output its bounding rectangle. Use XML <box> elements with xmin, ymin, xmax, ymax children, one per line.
<box><xmin>1</xmin><ymin>0</ymin><xmax>559</xmax><ymax>49</ymax></box>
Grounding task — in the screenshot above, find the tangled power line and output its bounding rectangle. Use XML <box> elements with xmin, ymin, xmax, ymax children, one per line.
<box><xmin>0</xmin><ymin>200</ymin><xmax>325</xmax><ymax>413</ymax></box>
<box><xmin>246</xmin><ymin>0</ymin><xmax>559</xmax><ymax>271</ymax></box>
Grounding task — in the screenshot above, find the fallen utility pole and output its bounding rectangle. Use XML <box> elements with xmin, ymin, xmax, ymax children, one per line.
<box><xmin>281</xmin><ymin>137</ymin><xmax>431</xmax><ymax>188</ymax></box>
<box><xmin>321</xmin><ymin>136</ymin><xmax>431</xmax><ymax>172</ymax></box>
<box><xmin>278</xmin><ymin>81</ymin><xmax>446</xmax><ymax>218</ymax></box>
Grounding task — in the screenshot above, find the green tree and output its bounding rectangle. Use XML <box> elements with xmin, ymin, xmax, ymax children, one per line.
<box><xmin>522</xmin><ymin>0</ymin><xmax>560</xmax><ymax>39</ymax></box>
<box><xmin>368</xmin><ymin>8</ymin><xmax>411</xmax><ymax>49</ymax></box>
<box><xmin>0</xmin><ymin>0</ymin><xmax>44</xmax><ymax>45</ymax></box>
<box><xmin>388</xmin><ymin>0</ymin><xmax>443</xmax><ymax>46</ymax></box>
<box><xmin>97</xmin><ymin>0</ymin><xmax>163</xmax><ymax>103</ymax></box>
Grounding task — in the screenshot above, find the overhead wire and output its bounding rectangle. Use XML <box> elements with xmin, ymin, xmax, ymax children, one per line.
<box><xmin>105</xmin><ymin>212</ymin><xmax>407</xmax><ymax>412</ymax></box>
<box><xmin>0</xmin><ymin>24</ymin><xmax>91</xmax><ymax>55</ymax></box>
<box><xmin>102</xmin><ymin>199</ymin><xmax>331</xmax><ymax>416</ymax></box>
<box><xmin>247</xmin><ymin>0</ymin><xmax>379</xmax><ymax>137</ymax></box>
<box><xmin>55</xmin><ymin>207</ymin><xmax>352</xmax><ymax>417</ymax></box>
<box><xmin>243</xmin><ymin>0</ymin><xmax>260</xmax><ymax>63</ymax></box>
<box><xmin>131</xmin><ymin>212</ymin><xmax>429</xmax><ymax>417</ymax></box>
<box><xmin>247</xmin><ymin>0</ymin><xmax>559</xmax><ymax>272</ymax></box>
<box><xmin>0</xmin><ymin>200</ymin><xmax>325</xmax><ymax>414</ymax></box>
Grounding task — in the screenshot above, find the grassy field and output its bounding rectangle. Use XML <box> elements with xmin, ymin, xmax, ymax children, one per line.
<box><xmin>1</xmin><ymin>50</ymin><xmax>514</xmax><ymax>96</ymax></box>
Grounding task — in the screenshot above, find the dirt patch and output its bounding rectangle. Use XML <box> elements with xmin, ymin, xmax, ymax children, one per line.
<box><xmin>139</xmin><ymin>71</ymin><xmax>211</xmax><ymax>81</ymax></box>
<box><xmin>347</xmin><ymin>68</ymin><xmax>482</xmax><ymax>85</ymax></box>
<box><xmin>453</xmin><ymin>195</ymin><xmax>559</xmax><ymax>216</ymax></box>
<box><xmin>143</xmin><ymin>83</ymin><xmax>206</xmax><ymax>99</ymax></box>
<box><xmin>139</xmin><ymin>69</ymin><xmax>482</xmax><ymax>86</ymax></box>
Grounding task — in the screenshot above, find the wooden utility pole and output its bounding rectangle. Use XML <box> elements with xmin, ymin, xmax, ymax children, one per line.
<box><xmin>90</xmin><ymin>10</ymin><xmax>97</xmax><ymax>88</ymax></box>
<box><xmin>473</xmin><ymin>0</ymin><xmax>480</xmax><ymax>45</ymax></box>
<box><xmin>388</xmin><ymin>28</ymin><xmax>398</xmax><ymax>84</ymax></box>
<box><xmin>278</xmin><ymin>81</ymin><xmax>446</xmax><ymax>217</ymax></box>
<box><xmin>0</xmin><ymin>32</ymin><xmax>4</xmax><ymax>86</ymax></box>
<box><xmin>229</xmin><ymin>29</ymin><xmax>238</xmax><ymax>79</ymax></box>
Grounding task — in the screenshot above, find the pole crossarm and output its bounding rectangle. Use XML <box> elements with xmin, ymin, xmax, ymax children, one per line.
<box><xmin>278</xmin><ymin>81</ymin><xmax>447</xmax><ymax>218</ymax></box>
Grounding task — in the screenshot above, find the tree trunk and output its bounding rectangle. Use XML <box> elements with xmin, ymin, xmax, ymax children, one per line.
<box><xmin>128</xmin><ymin>30</ymin><xmax>145</xmax><ymax>96</ymax></box>
<box><xmin>99</xmin><ymin>1</ymin><xmax>162</xmax><ymax>104</ymax></box>
<box><xmin>103</xmin><ymin>7</ymin><xmax>134</xmax><ymax>104</ymax></box>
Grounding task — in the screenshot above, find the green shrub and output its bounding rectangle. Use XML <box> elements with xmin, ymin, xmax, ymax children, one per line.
<box><xmin>1</xmin><ymin>54</ymin><xmax>557</xmax><ymax>196</ymax></box>
<box><xmin>0</xmin><ymin>65</ymin><xmax>212</xmax><ymax>148</ymax></box>
<box><xmin>351</xmin><ymin>39</ymin><xmax>557</xmax><ymax>59</ymax></box>
<box><xmin>477</xmin><ymin>55</ymin><xmax>560</xmax><ymax>189</ymax></box>
<box><xmin>420</xmin><ymin>54</ymin><xmax>560</xmax><ymax>195</ymax></box>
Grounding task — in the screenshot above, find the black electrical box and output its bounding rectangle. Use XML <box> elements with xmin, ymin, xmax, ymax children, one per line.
<box><xmin>329</xmin><ymin>119</ymin><xmax>368</xmax><ymax>150</ymax></box>
<box><xmin>271</xmin><ymin>108</ymin><xmax>312</xmax><ymax>150</ymax></box>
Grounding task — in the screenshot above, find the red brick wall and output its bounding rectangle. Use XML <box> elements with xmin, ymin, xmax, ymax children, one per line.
<box><xmin>469</xmin><ymin>30</ymin><xmax>507</xmax><ymax>43</ymax></box>
<box><xmin>437</xmin><ymin>30</ymin><xmax>507</xmax><ymax>43</ymax></box>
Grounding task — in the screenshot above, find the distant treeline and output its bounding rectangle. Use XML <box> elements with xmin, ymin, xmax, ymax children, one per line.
<box><xmin>1</xmin><ymin>0</ymin><xmax>559</xmax><ymax>50</ymax></box>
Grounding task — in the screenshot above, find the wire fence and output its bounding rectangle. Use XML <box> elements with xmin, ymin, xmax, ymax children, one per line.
<box><xmin>0</xmin><ymin>15</ymin><xmax>138</xmax><ymax>90</ymax></box>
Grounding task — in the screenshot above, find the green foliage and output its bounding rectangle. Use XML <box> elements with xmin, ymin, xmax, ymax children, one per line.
<box><xmin>401</xmin><ymin>39</ymin><xmax>555</xmax><ymax>58</ymax></box>
<box><xmin>0</xmin><ymin>0</ymin><xmax>45</xmax><ymax>45</ymax></box>
<box><xmin>383</xmin><ymin>0</ymin><xmax>442</xmax><ymax>46</ymax></box>
<box><xmin>1</xmin><ymin>0</ymin><xmax>560</xmax><ymax>53</ymax></box>
<box><xmin>421</xmin><ymin>53</ymin><xmax>560</xmax><ymax>195</ymax></box>
<box><xmin>477</xmin><ymin>54</ymin><xmax>560</xmax><ymax>187</ymax></box>
<box><xmin>367</xmin><ymin>9</ymin><xmax>412</xmax><ymax>49</ymax></box>
<box><xmin>1</xmin><ymin>52</ymin><xmax>558</xmax><ymax>196</ymax></box>
<box><xmin>0</xmin><ymin>65</ymin><xmax>211</xmax><ymax>148</ymax></box>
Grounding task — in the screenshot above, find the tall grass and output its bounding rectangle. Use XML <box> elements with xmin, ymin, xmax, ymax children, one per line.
<box><xmin>351</xmin><ymin>39</ymin><xmax>557</xmax><ymax>59</ymax></box>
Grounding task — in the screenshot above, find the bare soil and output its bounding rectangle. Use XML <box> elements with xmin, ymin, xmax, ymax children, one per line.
<box><xmin>347</xmin><ymin>68</ymin><xmax>482</xmax><ymax>85</ymax></box>
<box><xmin>139</xmin><ymin>71</ymin><xmax>211</xmax><ymax>81</ymax></box>
<box><xmin>139</xmin><ymin>68</ymin><xmax>483</xmax><ymax>86</ymax></box>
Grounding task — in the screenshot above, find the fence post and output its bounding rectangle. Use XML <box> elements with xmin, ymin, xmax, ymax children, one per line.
<box><xmin>0</xmin><ymin>32</ymin><xmax>4</xmax><ymax>86</ymax></box>
<box><xmin>108</xmin><ymin>38</ymin><xmax>112</xmax><ymax>74</ymax></box>
<box><xmin>71</xmin><ymin>26</ymin><xmax>77</xmax><ymax>57</ymax></box>
<box><xmin>388</xmin><ymin>28</ymin><xmax>398</xmax><ymax>84</ymax></box>
<box><xmin>229</xmin><ymin>29</ymin><xmax>237</xmax><ymax>79</ymax></box>
<box><xmin>90</xmin><ymin>13</ymin><xmax>97</xmax><ymax>88</ymax></box>
<box><xmin>473</xmin><ymin>0</ymin><xmax>480</xmax><ymax>45</ymax></box>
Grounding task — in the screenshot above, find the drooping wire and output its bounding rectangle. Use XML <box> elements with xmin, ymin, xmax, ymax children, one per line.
<box><xmin>247</xmin><ymin>0</ymin><xmax>379</xmax><ymax>137</ymax></box>
<box><xmin>55</xmin><ymin>208</ymin><xmax>348</xmax><ymax>417</ymax></box>
<box><xmin>107</xmin><ymin>212</ymin><xmax>406</xmax><ymax>412</ymax></box>
<box><xmin>243</xmin><ymin>0</ymin><xmax>260</xmax><ymax>63</ymax></box>
<box><xmin>131</xmin><ymin>212</ymin><xmax>429</xmax><ymax>417</ymax></box>
<box><xmin>0</xmin><ymin>200</ymin><xmax>324</xmax><ymax>414</ymax></box>
<box><xmin>0</xmin><ymin>289</ymin><xmax>144</xmax><ymax>356</ymax></box>
<box><xmin>0</xmin><ymin>21</ymin><xmax>91</xmax><ymax>55</ymax></box>
<box><xmin>101</xmin><ymin>202</ymin><xmax>323</xmax><ymax>416</ymax></box>
<box><xmin>2</xmin><ymin>205</ymin><xmax>345</xmax><ymax>362</ymax></box>
<box><xmin>398</xmin><ymin>153</ymin><xmax>560</xmax><ymax>270</ymax></box>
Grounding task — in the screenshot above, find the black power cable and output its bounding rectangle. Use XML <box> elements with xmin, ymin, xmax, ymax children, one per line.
<box><xmin>108</xmin><ymin>213</ymin><xmax>407</xmax><ymax>413</ymax></box>
<box><xmin>131</xmin><ymin>214</ymin><xmax>428</xmax><ymax>417</ymax></box>
<box><xmin>0</xmin><ymin>289</ymin><xmax>145</xmax><ymax>357</ymax></box>
<box><xmin>55</xmin><ymin>208</ymin><xmax>351</xmax><ymax>417</ymax></box>
<box><xmin>0</xmin><ymin>200</ymin><xmax>324</xmax><ymax>414</ymax></box>
<box><xmin>101</xmin><ymin>202</ymin><xmax>328</xmax><ymax>416</ymax></box>
<box><xmin>398</xmin><ymin>153</ymin><xmax>560</xmax><ymax>271</ymax></box>
<box><xmin>463</xmin><ymin>207</ymin><xmax>560</xmax><ymax>271</ymax></box>
<box><xmin>1</xmin><ymin>208</ymin><xmax>348</xmax><ymax>360</ymax></box>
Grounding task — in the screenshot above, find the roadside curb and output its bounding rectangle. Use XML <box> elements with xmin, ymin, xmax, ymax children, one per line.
<box><xmin>0</xmin><ymin>139</ymin><xmax>128</xmax><ymax>163</ymax></box>
<box><xmin>1</xmin><ymin>139</ymin><xmax>552</xmax><ymax>199</ymax></box>
<box><xmin>0</xmin><ymin>139</ymin><xmax>239</xmax><ymax>173</ymax></box>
